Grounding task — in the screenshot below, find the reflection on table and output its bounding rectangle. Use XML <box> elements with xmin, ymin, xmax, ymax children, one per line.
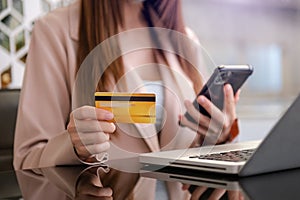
<box><xmin>16</xmin><ymin>159</ymin><xmax>140</xmax><ymax>200</ymax></box>
<box><xmin>141</xmin><ymin>165</ymin><xmax>300</xmax><ymax>200</ymax></box>
<box><xmin>1</xmin><ymin>159</ymin><xmax>300</xmax><ymax>199</ymax></box>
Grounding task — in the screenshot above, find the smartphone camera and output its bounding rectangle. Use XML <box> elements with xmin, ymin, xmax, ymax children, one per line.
<box><xmin>214</xmin><ymin>71</ymin><xmax>232</xmax><ymax>85</ymax></box>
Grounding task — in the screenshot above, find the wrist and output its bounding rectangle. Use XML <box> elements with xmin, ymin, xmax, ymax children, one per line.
<box><xmin>73</xmin><ymin>147</ymin><xmax>98</xmax><ymax>163</ymax></box>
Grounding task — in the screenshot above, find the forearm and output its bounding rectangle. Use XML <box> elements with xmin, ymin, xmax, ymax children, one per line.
<box><xmin>14</xmin><ymin>131</ymin><xmax>81</xmax><ymax>170</ymax></box>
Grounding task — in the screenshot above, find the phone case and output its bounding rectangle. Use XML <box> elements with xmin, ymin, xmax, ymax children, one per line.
<box><xmin>184</xmin><ymin>65</ymin><xmax>253</xmax><ymax>123</ymax></box>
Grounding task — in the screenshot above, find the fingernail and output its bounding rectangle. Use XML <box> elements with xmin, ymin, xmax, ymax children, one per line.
<box><xmin>198</xmin><ymin>96</ymin><xmax>205</xmax><ymax>104</ymax></box>
<box><xmin>225</xmin><ymin>84</ymin><xmax>232</xmax><ymax>92</ymax></box>
<box><xmin>178</xmin><ymin>115</ymin><xmax>182</xmax><ymax>121</ymax></box>
<box><xmin>178</xmin><ymin>115</ymin><xmax>182</xmax><ymax>126</ymax></box>
<box><xmin>105</xmin><ymin>112</ymin><xmax>114</xmax><ymax>120</ymax></box>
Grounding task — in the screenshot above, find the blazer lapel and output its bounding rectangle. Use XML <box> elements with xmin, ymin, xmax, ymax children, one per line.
<box><xmin>115</xmin><ymin>67</ymin><xmax>160</xmax><ymax>153</ymax></box>
<box><xmin>157</xmin><ymin>53</ymin><xmax>197</xmax><ymax>150</ymax></box>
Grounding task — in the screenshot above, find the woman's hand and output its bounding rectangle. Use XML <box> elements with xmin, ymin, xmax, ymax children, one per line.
<box><xmin>67</xmin><ymin>106</ymin><xmax>116</xmax><ymax>162</ymax></box>
<box><xmin>76</xmin><ymin>167</ymin><xmax>113</xmax><ymax>200</ymax></box>
<box><xmin>183</xmin><ymin>184</ymin><xmax>244</xmax><ymax>200</ymax></box>
<box><xmin>179</xmin><ymin>84</ymin><xmax>240</xmax><ymax>144</ymax></box>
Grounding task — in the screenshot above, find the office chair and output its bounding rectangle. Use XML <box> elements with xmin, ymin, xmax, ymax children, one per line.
<box><xmin>0</xmin><ymin>89</ymin><xmax>22</xmax><ymax>199</ymax></box>
<box><xmin>0</xmin><ymin>89</ymin><xmax>20</xmax><ymax>171</ymax></box>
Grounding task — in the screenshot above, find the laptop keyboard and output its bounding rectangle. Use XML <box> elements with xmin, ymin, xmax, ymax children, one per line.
<box><xmin>189</xmin><ymin>148</ymin><xmax>256</xmax><ymax>162</ymax></box>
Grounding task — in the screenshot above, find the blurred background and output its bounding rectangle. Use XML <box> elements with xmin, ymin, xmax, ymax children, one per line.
<box><xmin>183</xmin><ymin>0</ymin><xmax>300</xmax><ymax>141</ymax></box>
<box><xmin>1</xmin><ymin>0</ymin><xmax>300</xmax><ymax>141</ymax></box>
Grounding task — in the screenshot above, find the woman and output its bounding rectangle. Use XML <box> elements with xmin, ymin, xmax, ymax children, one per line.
<box><xmin>14</xmin><ymin>0</ymin><xmax>239</xmax><ymax>199</ymax></box>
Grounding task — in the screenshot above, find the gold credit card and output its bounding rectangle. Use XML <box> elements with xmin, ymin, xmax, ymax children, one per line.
<box><xmin>95</xmin><ymin>92</ymin><xmax>156</xmax><ymax>123</ymax></box>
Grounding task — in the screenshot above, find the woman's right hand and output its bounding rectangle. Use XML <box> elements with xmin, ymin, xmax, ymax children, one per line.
<box><xmin>67</xmin><ymin>106</ymin><xmax>116</xmax><ymax>162</ymax></box>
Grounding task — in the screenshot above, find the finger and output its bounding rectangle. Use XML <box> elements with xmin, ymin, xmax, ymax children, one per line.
<box><xmin>180</xmin><ymin>114</ymin><xmax>207</xmax><ymax>136</ymax></box>
<box><xmin>239</xmin><ymin>192</ymin><xmax>245</xmax><ymax>200</ymax></box>
<box><xmin>207</xmin><ymin>189</ymin><xmax>226</xmax><ymax>200</ymax></box>
<box><xmin>227</xmin><ymin>191</ymin><xmax>244</xmax><ymax>200</ymax></box>
<box><xmin>77</xmin><ymin>132</ymin><xmax>110</xmax><ymax>146</ymax></box>
<box><xmin>181</xmin><ymin>116</ymin><xmax>224</xmax><ymax>146</ymax></box>
<box><xmin>181</xmin><ymin>115</ymin><xmax>222</xmax><ymax>144</ymax></box>
<box><xmin>77</xmin><ymin>142</ymin><xmax>110</xmax><ymax>157</ymax></box>
<box><xmin>197</xmin><ymin>96</ymin><xmax>224</xmax><ymax>124</ymax></box>
<box><xmin>73</xmin><ymin>106</ymin><xmax>114</xmax><ymax>121</ymax></box>
<box><xmin>85</xmin><ymin>142</ymin><xmax>111</xmax><ymax>155</ymax></box>
<box><xmin>223</xmin><ymin>84</ymin><xmax>236</xmax><ymax>119</ymax></box>
<box><xmin>181</xmin><ymin>99</ymin><xmax>224</xmax><ymax>136</ymax></box>
<box><xmin>74</xmin><ymin>120</ymin><xmax>116</xmax><ymax>133</ymax></box>
<box><xmin>190</xmin><ymin>186</ymin><xmax>208</xmax><ymax>200</ymax></box>
<box><xmin>69</xmin><ymin>131</ymin><xmax>109</xmax><ymax>147</ymax></box>
<box><xmin>95</xmin><ymin>187</ymin><xmax>113</xmax><ymax>197</ymax></box>
<box><xmin>76</xmin><ymin>194</ymin><xmax>112</xmax><ymax>200</ymax></box>
<box><xmin>183</xmin><ymin>100</ymin><xmax>211</xmax><ymax>126</ymax></box>
<box><xmin>196</xmin><ymin>96</ymin><xmax>226</xmax><ymax>141</ymax></box>
<box><xmin>234</xmin><ymin>89</ymin><xmax>241</xmax><ymax>104</ymax></box>
<box><xmin>182</xmin><ymin>184</ymin><xmax>190</xmax><ymax>190</ymax></box>
<box><xmin>79</xmin><ymin>186</ymin><xmax>113</xmax><ymax>197</ymax></box>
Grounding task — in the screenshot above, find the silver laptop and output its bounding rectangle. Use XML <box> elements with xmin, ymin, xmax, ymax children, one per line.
<box><xmin>139</xmin><ymin>94</ymin><xmax>300</xmax><ymax>176</ymax></box>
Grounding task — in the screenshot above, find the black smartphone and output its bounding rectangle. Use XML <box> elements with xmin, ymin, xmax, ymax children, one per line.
<box><xmin>184</xmin><ymin>65</ymin><xmax>254</xmax><ymax>123</ymax></box>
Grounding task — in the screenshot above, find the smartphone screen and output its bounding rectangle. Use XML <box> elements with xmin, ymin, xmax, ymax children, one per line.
<box><xmin>184</xmin><ymin>65</ymin><xmax>253</xmax><ymax>123</ymax></box>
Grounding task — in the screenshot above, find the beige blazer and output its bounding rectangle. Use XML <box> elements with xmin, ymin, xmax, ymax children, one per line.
<box><xmin>14</xmin><ymin>1</ymin><xmax>201</xmax><ymax>199</ymax></box>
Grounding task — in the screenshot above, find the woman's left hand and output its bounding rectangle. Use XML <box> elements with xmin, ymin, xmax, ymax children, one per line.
<box><xmin>179</xmin><ymin>84</ymin><xmax>240</xmax><ymax>144</ymax></box>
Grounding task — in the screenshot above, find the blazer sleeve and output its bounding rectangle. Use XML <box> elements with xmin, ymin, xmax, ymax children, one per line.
<box><xmin>13</xmin><ymin>13</ymin><xmax>81</xmax><ymax>170</ymax></box>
